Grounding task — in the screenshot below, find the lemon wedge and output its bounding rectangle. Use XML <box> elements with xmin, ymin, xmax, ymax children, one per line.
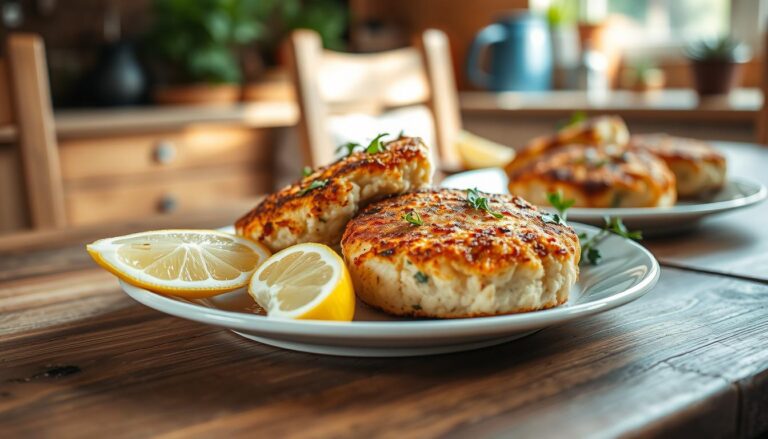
<box><xmin>248</xmin><ymin>243</ymin><xmax>355</xmax><ymax>321</ymax></box>
<box><xmin>87</xmin><ymin>230</ymin><xmax>270</xmax><ymax>298</ymax></box>
<box><xmin>455</xmin><ymin>130</ymin><xmax>515</xmax><ymax>169</ymax></box>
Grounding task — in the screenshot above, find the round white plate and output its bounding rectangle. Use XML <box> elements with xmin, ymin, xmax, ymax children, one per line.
<box><xmin>441</xmin><ymin>168</ymin><xmax>767</xmax><ymax>234</ymax></box>
<box><xmin>120</xmin><ymin>223</ymin><xmax>659</xmax><ymax>357</ymax></box>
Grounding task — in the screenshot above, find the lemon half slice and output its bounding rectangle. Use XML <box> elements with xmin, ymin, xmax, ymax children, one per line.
<box><xmin>456</xmin><ymin>130</ymin><xmax>515</xmax><ymax>169</ymax></box>
<box><xmin>87</xmin><ymin>229</ymin><xmax>270</xmax><ymax>298</ymax></box>
<box><xmin>248</xmin><ymin>243</ymin><xmax>355</xmax><ymax>321</ymax></box>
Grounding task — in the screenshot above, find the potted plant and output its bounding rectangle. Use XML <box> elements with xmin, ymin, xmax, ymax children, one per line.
<box><xmin>241</xmin><ymin>0</ymin><xmax>348</xmax><ymax>102</ymax></box>
<box><xmin>145</xmin><ymin>0</ymin><xmax>265</xmax><ymax>105</ymax></box>
<box><xmin>685</xmin><ymin>36</ymin><xmax>751</xmax><ymax>96</ymax></box>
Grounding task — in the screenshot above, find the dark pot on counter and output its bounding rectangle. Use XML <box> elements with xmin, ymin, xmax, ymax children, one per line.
<box><xmin>689</xmin><ymin>60</ymin><xmax>744</xmax><ymax>96</ymax></box>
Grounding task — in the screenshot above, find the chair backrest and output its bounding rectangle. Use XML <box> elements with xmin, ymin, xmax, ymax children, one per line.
<box><xmin>0</xmin><ymin>34</ymin><xmax>66</xmax><ymax>231</ymax></box>
<box><xmin>287</xmin><ymin>29</ymin><xmax>463</xmax><ymax>170</ymax></box>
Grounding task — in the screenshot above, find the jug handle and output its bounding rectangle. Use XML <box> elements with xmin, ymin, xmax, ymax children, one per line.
<box><xmin>466</xmin><ymin>23</ymin><xmax>507</xmax><ymax>89</ymax></box>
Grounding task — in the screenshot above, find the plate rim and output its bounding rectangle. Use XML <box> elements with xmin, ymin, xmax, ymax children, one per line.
<box><xmin>441</xmin><ymin>168</ymin><xmax>766</xmax><ymax>218</ymax></box>
<box><xmin>120</xmin><ymin>223</ymin><xmax>660</xmax><ymax>340</ymax></box>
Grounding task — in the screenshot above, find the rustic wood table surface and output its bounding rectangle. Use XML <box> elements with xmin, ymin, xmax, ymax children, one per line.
<box><xmin>1</xmin><ymin>144</ymin><xmax>767</xmax><ymax>438</ymax></box>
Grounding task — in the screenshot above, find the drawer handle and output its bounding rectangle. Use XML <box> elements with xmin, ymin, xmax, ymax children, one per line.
<box><xmin>153</xmin><ymin>140</ymin><xmax>177</xmax><ymax>165</ymax></box>
<box><xmin>158</xmin><ymin>194</ymin><xmax>178</xmax><ymax>213</ymax></box>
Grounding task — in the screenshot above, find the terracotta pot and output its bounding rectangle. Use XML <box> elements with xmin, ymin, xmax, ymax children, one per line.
<box><xmin>689</xmin><ymin>60</ymin><xmax>744</xmax><ymax>96</ymax></box>
<box><xmin>153</xmin><ymin>84</ymin><xmax>240</xmax><ymax>106</ymax></box>
<box><xmin>241</xmin><ymin>69</ymin><xmax>295</xmax><ymax>102</ymax></box>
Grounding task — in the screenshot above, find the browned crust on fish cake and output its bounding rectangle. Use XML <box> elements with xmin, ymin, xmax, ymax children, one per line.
<box><xmin>341</xmin><ymin>189</ymin><xmax>580</xmax><ymax>275</ymax></box>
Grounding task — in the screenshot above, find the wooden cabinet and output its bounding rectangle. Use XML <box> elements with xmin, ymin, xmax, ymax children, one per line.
<box><xmin>58</xmin><ymin>124</ymin><xmax>274</xmax><ymax>226</ymax></box>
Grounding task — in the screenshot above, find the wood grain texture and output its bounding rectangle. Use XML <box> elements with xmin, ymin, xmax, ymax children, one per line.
<box><xmin>0</xmin><ymin>266</ymin><xmax>766</xmax><ymax>437</ymax></box>
<box><xmin>59</xmin><ymin>126</ymin><xmax>272</xmax><ymax>181</ymax></box>
<box><xmin>0</xmin><ymin>204</ymin><xmax>767</xmax><ymax>438</ymax></box>
<box><xmin>63</xmin><ymin>166</ymin><xmax>271</xmax><ymax>226</ymax></box>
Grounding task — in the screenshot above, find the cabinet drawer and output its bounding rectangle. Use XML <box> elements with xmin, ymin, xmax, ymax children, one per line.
<box><xmin>65</xmin><ymin>167</ymin><xmax>270</xmax><ymax>226</ymax></box>
<box><xmin>60</xmin><ymin>125</ymin><xmax>272</xmax><ymax>181</ymax></box>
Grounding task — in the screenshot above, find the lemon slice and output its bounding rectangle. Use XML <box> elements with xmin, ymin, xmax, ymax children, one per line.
<box><xmin>248</xmin><ymin>243</ymin><xmax>355</xmax><ymax>321</ymax></box>
<box><xmin>455</xmin><ymin>130</ymin><xmax>515</xmax><ymax>169</ymax></box>
<box><xmin>87</xmin><ymin>230</ymin><xmax>270</xmax><ymax>298</ymax></box>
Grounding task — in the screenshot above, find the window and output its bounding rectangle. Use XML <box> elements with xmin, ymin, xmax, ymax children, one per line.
<box><xmin>532</xmin><ymin>0</ymin><xmax>767</xmax><ymax>60</ymax></box>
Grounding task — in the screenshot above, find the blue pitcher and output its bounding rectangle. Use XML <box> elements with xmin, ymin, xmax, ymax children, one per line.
<box><xmin>466</xmin><ymin>12</ymin><xmax>553</xmax><ymax>91</ymax></box>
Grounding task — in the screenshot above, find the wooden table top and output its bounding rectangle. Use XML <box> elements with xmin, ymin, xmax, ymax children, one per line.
<box><xmin>1</xmin><ymin>145</ymin><xmax>768</xmax><ymax>438</ymax></box>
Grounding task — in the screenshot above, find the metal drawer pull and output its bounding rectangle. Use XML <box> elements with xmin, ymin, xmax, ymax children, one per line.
<box><xmin>158</xmin><ymin>194</ymin><xmax>178</xmax><ymax>213</ymax></box>
<box><xmin>153</xmin><ymin>140</ymin><xmax>177</xmax><ymax>164</ymax></box>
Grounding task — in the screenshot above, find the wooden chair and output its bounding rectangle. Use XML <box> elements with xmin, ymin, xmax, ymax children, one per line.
<box><xmin>0</xmin><ymin>33</ymin><xmax>66</xmax><ymax>232</ymax></box>
<box><xmin>287</xmin><ymin>28</ymin><xmax>464</xmax><ymax>170</ymax></box>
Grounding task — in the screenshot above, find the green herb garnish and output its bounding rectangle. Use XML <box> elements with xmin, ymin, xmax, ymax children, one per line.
<box><xmin>547</xmin><ymin>195</ymin><xmax>641</xmax><ymax>265</ymax></box>
<box><xmin>402</xmin><ymin>210</ymin><xmax>424</xmax><ymax>226</ymax></box>
<box><xmin>558</xmin><ymin>111</ymin><xmax>587</xmax><ymax>131</ymax></box>
<box><xmin>365</xmin><ymin>133</ymin><xmax>389</xmax><ymax>154</ymax></box>
<box><xmin>466</xmin><ymin>188</ymin><xmax>503</xmax><ymax>219</ymax></box>
<box><xmin>336</xmin><ymin>142</ymin><xmax>362</xmax><ymax>157</ymax></box>
<box><xmin>579</xmin><ymin>217</ymin><xmax>642</xmax><ymax>265</ymax></box>
<box><xmin>414</xmin><ymin>271</ymin><xmax>429</xmax><ymax>284</ymax></box>
<box><xmin>298</xmin><ymin>179</ymin><xmax>328</xmax><ymax>195</ymax></box>
<box><xmin>302</xmin><ymin>166</ymin><xmax>313</xmax><ymax>177</ymax></box>
<box><xmin>546</xmin><ymin>191</ymin><xmax>575</xmax><ymax>221</ymax></box>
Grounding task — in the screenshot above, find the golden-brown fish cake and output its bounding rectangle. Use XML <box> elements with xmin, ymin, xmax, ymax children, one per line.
<box><xmin>630</xmin><ymin>134</ymin><xmax>726</xmax><ymax>198</ymax></box>
<box><xmin>506</xmin><ymin>115</ymin><xmax>630</xmax><ymax>175</ymax></box>
<box><xmin>236</xmin><ymin>136</ymin><xmax>432</xmax><ymax>252</ymax></box>
<box><xmin>341</xmin><ymin>189</ymin><xmax>580</xmax><ymax>318</ymax></box>
<box><xmin>507</xmin><ymin>144</ymin><xmax>676</xmax><ymax>208</ymax></box>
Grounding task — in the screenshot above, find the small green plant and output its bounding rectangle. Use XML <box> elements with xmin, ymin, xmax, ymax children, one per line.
<box><xmin>684</xmin><ymin>36</ymin><xmax>750</xmax><ymax>63</ymax></box>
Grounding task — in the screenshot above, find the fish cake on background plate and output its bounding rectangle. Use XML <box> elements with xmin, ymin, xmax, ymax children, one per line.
<box><xmin>506</xmin><ymin>144</ymin><xmax>676</xmax><ymax>208</ymax></box>
<box><xmin>236</xmin><ymin>136</ymin><xmax>432</xmax><ymax>252</ymax></box>
<box><xmin>507</xmin><ymin>115</ymin><xmax>630</xmax><ymax>174</ymax></box>
<box><xmin>630</xmin><ymin>133</ymin><xmax>726</xmax><ymax>198</ymax></box>
<box><xmin>341</xmin><ymin>189</ymin><xmax>580</xmax><ymax>318</ymax></box>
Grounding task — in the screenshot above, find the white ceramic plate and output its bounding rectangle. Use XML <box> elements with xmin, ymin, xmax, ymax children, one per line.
<box><xmin>441</xmin><ymin>168</ymin><xmax>767</xmax><ymax>234</ymax></box>
<box><xmin>120</xmin><ymin>223</ymin><xmax>659</xmax><ymax>357</ymax></box>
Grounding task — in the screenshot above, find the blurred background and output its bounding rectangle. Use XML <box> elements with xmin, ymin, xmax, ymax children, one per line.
<box><xmin>0</xmin><ymin>0</ymin><xmax>765</xmax><ymax>233</ymax></box>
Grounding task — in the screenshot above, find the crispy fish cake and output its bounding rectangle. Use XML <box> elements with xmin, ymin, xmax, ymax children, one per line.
<box><xmin>506</xmin><ymin>115</ymin><xmax>630</xmax><ymax>174</ymax></box>
<box><xmin>630</xmin><ymin>134</ymin><xmax>726</xmax><ymax>198</ymax></box>
<box><xmin>341</xmin><ymin>189</ymin><xmax>580</xmax><ymax>318</ymax></box>
<box><xmin>506</xmin><ymin>144</ymin><xmax>676</xmax><ymax>208</ymax></box>
<box><xmin>236</xmin><ymin>137</ymin><xmax>432</xmax><ymax>252</ymax></box>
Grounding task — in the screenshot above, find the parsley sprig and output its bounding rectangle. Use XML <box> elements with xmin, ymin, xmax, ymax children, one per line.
<box><xmin>335</xmin><ymin>133</ymin><xmax>391</xmax><ymax>157</ymax></box>
<box><xmin>365</xmin><ymin>133</ymin><xmax>389</xmax><ymax>154</ymax></box>
<box><xmin>545</xmin><ymin>191</ymin><xmax>642</xmax><ymax>265</ymax></box>
<box><xmin>466</xmin><ymin>188</ymin><xmax>503</xmax><ymax>219</ymax></box>
<box><xmin>298</xmin><ymin>179</ymin><xmax>328</xmax><ymax>195</ymax></box>
<box><xmin>402</xmin><ymin>210</ymin><xmax>424</xmax><ymax>226</ymax></box>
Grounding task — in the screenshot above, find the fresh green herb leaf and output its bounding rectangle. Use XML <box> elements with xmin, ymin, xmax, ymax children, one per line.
<box><xmin>302</xmin><ymin>166</ymin><xmax>313</xmax><ymax>177</ymax></box>
<box><xmin>466</xmin><ymin>188</ymin><xmax>503</xmax><ymax>219</ymax></box>
<box><xmin>546</xmin><ymin>191</ymin><xmax>575</xmax><ymax>220</ymax></box>
<box><xmin>578</xmin><ymin>216</ymin><xmax>642</xmax><ymax>265</ymax></box>
<box><xmin>541</xmin><ymin>212</ymin><xmax>567</xmax><ymax>225</ymax></box>
<box><xmin>414</xmin><ymin>271</ymin><xmax>429</xmax><ymax>284</ymax></box>
<box><xmin>586</xmin><ymin>247</ymin><xmax>602</xmax><ymax>265</ymax></box>
<box><xmin>557</xmin><ymin>111</ymin><xmax>587</xmax><ymax>131</ymax></box>
<box><xmin>336</xmin><ymin>142</ymin><xmax>361</xmax><ymax>157</ymax></box>
<box><xmin>402</xmin><ymin>210</ymin><xmax>424</xmax><ymax>226</ymax></box>
<box><xmin>298</xmin><ymin>179</ymin><xmax>328</xmax><ymax>195</ymax></box>
<box><xmin>397</xmin><ymin>129</ymin><xmax>406</xmax><ymax>138</ymax></box>
<box><xmin>365</xmin><ymin>133</ymin><xmax>389</xmax><ymax>154</ymax></box>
